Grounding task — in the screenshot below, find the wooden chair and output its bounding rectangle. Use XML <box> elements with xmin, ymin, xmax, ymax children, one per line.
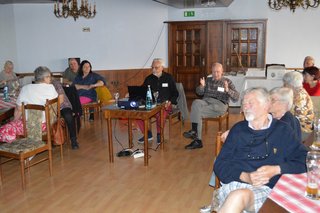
<box><xmin>215</xmin><ymin>131</ymin><xmax>223</xmax><ymax>189</ymax></box>
<box><xmin>0</xmin><ymin>98</ymin><xmax>58</xmax><ymax>190</ymax></box>
<box><xmin>82</xmin><ymin>86</ymin><xmax>112</xmax><ymax>121</ymax></box>
<box><xmin>203</xmin><ymin>106</ymin><xmax>229</xmax><ymax>133</ymax></box>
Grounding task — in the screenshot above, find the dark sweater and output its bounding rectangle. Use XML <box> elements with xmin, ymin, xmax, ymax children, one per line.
<box><xmin>214</xmin><ymin>119</ymin><xmax>307</xmax><ymax>188</ymax></box>
<box><xmin>280</xmin><ymin>111</ymin><xmax>302</xmax><ymax>142</ymax></box>
<box><xmin>143</xmin><ymin>72</ymin><xmax>179</xmax><ymax>105</ymax></box>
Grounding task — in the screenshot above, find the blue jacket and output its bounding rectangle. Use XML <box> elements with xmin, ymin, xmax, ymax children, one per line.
<box><xmin>214</xmin><ymin>119</ymin><xmax>307</xmax><ymax>188</ymax></box>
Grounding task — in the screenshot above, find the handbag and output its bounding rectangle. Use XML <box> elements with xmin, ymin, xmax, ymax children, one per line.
<box><xmin>52</xmin><ymin>119</ymin><xmax>65</xmax><ymax>145</ymax></box>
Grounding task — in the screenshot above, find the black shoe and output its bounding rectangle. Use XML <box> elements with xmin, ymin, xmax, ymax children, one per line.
<box><xmin>138</xmin><ymin>131</ymin><xmax>153</xmax><ymax>144</ymax></box>
<box><xmin>183</xmin><ymin>130</ymin><xmax>197</xmax><ymax>139</ymax></box>
<box><xmin>157</xmin><ymin>133</ymin><xmax>161</xmax><ymax>144</ymax></box>
<box><xmin>89</xmin><ymin>113</ymin><xmax>94</xmax><ymax>122</ymax></box>
<box><xmin>185</xmin><ymin>139</ymin><xmax>203</xmax><ymax>149</ymax></box>
<box><xmin>72</xmin><ymin>143</ymin><xmax>79</xmax><ymax>150</ymax></box>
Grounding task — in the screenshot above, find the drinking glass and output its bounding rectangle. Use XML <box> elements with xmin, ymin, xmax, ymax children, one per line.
<box><xmin>153</xmin><ymin>91</ymin><xmax>159</xmax><ymax>105</ymax></box>
<box><xmin>113</xmin><ymin>92</ymin><xmax>120</xmax><ymax>107</ymax></box>
<box><xmin>311</xmin><ymin>130</ymin><xmax>320</xmax><ymax>150</ymax></box>
<box><xmin>306</xmin><ymin>151</ymin><xmax>320</xmax><ymax>199</ymax></box>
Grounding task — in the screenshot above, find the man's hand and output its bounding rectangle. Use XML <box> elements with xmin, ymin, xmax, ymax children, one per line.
<box><xmin>221</xmin><ymin>130</ymin><xmax>230</xmax><ymax>143</ymax></box>
<box><xmin>165</xmin><ymin>100</ymin><xmax>171</xmax><ymax>110</ymax></box>
<box><xmin>240</xmin><ymin>165</ymin><xmax>281</xmax><ymax>187</ymax></box>
<box><xmin>224</xmin><ymin>80</ymin><xmax>229</xmax><ymax>92</ymax></box>
<box><xmin>200</xmin><ymin>77</ymin><xmax>205</xmax><ymax>87</ymax></box>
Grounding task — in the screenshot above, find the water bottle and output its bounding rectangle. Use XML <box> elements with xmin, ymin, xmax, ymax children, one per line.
<box><xmin>146</xmin><ymin>85</ymin><xmax>153</xmax><ymax>110</ymax></box>
<box><xmin>3</xmin><ymin>83</ymin><xmax>9</xmax><ymax>102</ymax></box>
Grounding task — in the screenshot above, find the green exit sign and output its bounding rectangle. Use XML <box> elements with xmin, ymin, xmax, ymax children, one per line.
<box><xmin>184</xmin><ymin>11</ymin><xmax>195</xmax><ymax>17</ymax></box>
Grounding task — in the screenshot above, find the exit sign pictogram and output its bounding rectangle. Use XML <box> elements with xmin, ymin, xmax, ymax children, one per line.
<box><xmin>184</xmin><ymin>11</ymin><xmax>195</xmax><ymax>17</ymax></box>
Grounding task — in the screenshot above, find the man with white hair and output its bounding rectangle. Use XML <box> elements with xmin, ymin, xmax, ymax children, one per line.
<box><xmin>213</xmin><ymin>87</ymin><xmax>307</xmax><ymax>213</ymax></box>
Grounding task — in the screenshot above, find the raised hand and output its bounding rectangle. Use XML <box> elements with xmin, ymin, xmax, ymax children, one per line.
<box><xmin>200</xmin><ymin>77</ymin><xmax>205</xmax><ymax>87</ymax></box>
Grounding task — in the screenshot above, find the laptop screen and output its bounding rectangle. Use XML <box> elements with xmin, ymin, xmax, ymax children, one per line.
<box><xmin>128</xmin><ymin>85</ymin><xmax>155</xmax><ymax>102</ymax></box>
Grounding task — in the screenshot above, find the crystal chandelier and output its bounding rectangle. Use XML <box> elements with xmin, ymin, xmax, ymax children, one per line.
<box><xmin>201</xmin><ymin>0</ymin><xmax>217</xmax><ymax>7</ymax></box>
<box><xmin>268</xmin><ymin>0</ymin><xmax>320</xmax><ymax>12</ymax></box>
<box><xmin>54</xmin><ymin>0</ymin><xmax>97</xmax><ymax>21</ymax></box>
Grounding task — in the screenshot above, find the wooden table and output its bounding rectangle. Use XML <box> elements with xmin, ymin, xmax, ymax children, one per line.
<box><xmin>0</xmin><ymin>108</ymin><xmax>14</xmax><ymax>123</ymax></box>
<box><xmin>103</xmin><ymin>104</ymin><xmax>164</xmax><ymax>166</ymax></box>
<box><xmin>259</xmin><ymin>198</ymin><xmax>288</xmax><ymax>212</ymax></box>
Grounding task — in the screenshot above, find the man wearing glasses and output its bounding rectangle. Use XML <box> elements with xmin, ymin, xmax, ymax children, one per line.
<box><xmin>212</xmin><ymin>87</ymin><xmax>307</xmax><ymax>213</ymax></box>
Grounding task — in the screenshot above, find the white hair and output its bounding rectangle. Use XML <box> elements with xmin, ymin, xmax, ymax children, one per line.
<box><xmin>283</xmin><ymin>71</ymin><xmax>303</xmax><ymax>88</ymax></box>
<box><xmin>269</xmin><ymin>87</ymin><xmax>294</xmax><ymax>110</ymax></box>
<box><xmin>152</xmin><ymin>58</ymin><xmax>165</xmax><ymax>67</ymax></box>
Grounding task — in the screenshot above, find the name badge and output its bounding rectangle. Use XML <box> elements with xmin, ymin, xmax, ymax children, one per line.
<box><xmin>162</xmin><ymin>83</ymin><xmax>168</xmax><ymax>87</ymax></box>
<box><xmin>217</xmin><ymin>87</ymin><xmax>225</xmax><ymax>92</ymax></box>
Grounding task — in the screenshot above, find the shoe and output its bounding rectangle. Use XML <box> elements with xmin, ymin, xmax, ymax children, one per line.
<box><xmin>89</xmin><ymin>113</ymin><xmax>94</xmax><ymax>122</ymax></box>
<box><xmin>183</xmin><ymin>130</ymin><xmax>197</xmax><ymax>139</ymax></box>
<box><xmin>71</xmin><ymin>138</ymin><xmax>79</xmax><ymax>150</ymax></box>
<box><xmin>185</xmin><ymin>139</ymin><xmax>203</xmax><ymax>149</ymax></box>
<box><xmin>138</xmin><ymin>131</ymin><xmax>153</xmax><ymax>144</ymax></box>
<box><xmin>72</xmin><ymin>143</ymin><xmax>79</xmax><ymax>150</ymax></box>
<box><xmin>157</xmin><ymin>133</ymin><xmax>161</xmax><ymax>144</ymax></box>
<box><xmin>199</xmin><ymin>205</ymin><xmax>212</xmax><ymax>213</ymax></box>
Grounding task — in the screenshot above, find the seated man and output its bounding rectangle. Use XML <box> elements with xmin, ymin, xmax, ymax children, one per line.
<box><xmin>213</xmin><ymin>87</ymin><xmax>307</xmax><ymax>213</ymax></box>
<box><xmin>63</xmin><ymin>58</ymin><xmax>79</xmax><ymax>83</ymax></box>
<box><xmin>184</xmin><ymin>63</ymin><xmax>239</xmax><ymax>149</ymax></box>
<box><xmin>136</xmin><ymin>58</ymin><xmax>179</xmax><ymax>144</ymax></box>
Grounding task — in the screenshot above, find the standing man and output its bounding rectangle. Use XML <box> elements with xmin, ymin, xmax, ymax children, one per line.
<box><xmin>136</xmin><ymin>58</ymin><xmax>179</xmax><ymax>144</ymax></box>
<box><xmin>213</xmin><ymin>87</ymin><xmax>307</xmax><ymax>213</ymax></box>
<box><xmin>184</xmin><ymin>63</ymin><xmax>239</xmax><ymax>149</ymax></box>
<box><xmin>63</xmin><ymin>58</ymin><xmax>79</xmax><ymax>83</ymax></box>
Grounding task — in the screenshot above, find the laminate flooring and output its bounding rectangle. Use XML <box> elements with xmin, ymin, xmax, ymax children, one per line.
<box><xmin>0</xmin><ymin>109</ymin><xmax>243</xmax><ymax>213</ymax></box>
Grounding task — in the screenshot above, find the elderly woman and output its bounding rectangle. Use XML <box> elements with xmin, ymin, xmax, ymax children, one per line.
<box><xmin>269</xmin><ymin>87</ymin><xmax>301</xmax><ymax>141</ymax></box>
<box><xmin>0</xmin><ymin>66</ymin><xmax>58</xmax><ymax>143</ymax></box>
<box><xmin>73</xmin><ymin>60</ymin><xmax>106</xmax><ymax>121</ymax></box>
<box><xmin>52</xmin><ymin>79</ymin><xmax>79</xmax><ymax>149</ymax></box>
<box><xmin>303</xmin><ymin>56</ymin><xmax>315</xmax><ymax>68</ymax></box>
<box><xmin>0</xmin><ymin>60</ymin><xmax>19</xmax><ymax>93</ymax></box>
<box><xmin>302</xmin><ymin>66</ymin><xmax>320</xmax><ymax>96</ymax></box>
<box><xmin>283</xmin><ymin>71</ymin><xmax>314</xmax><ymax>140</ymax></box>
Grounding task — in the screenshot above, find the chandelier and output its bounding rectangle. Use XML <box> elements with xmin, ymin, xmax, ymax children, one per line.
<box><xmin>201</xmin><ymin>0</ymin><xmax>217</xmax><ymax>7</ymax></box>
<box><xmin>268</xmin><ymin>0</ymin><xmax>320</xmax><ymax>12</ymax></box>
<box><xmin>54</xmin><ymin>0</ymin><xmax>97</xmax><ymax>21</ymax></box>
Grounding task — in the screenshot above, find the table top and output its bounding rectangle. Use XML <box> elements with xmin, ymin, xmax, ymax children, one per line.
<box><xmin>0</xmin><ymin>96</ymin><xmax>16</xmax><ymax>109</ymax></box>
<box><xmin>268</xmin><ymin>173</ymin><xmax>320</xmax><ymax>213</ymax></box>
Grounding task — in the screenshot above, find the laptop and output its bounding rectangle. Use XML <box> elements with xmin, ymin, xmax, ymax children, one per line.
<box><xmin>128</xmin><ymin>85</ymin><xmax>148</xmax><ymax>102</ymax></box>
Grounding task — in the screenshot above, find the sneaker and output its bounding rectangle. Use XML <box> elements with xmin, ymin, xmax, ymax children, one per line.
<box><xmin>199</xmin><ymin>205</ymin><xmax>212</xmax><ymax>213</ymax></box>
<box><xmin>185</xmin><ymin>139</ymin><xmax>203</xmax><ymax>149</ymax></box>
<box><xmin>138</xmin><ymin>131</ymin><xmax>153</xmax><ymax>144</ymax></box>
<box><xmin>183</xmin><ymin>130</ymin><xmax>197</xmax><ymax>139</ymax></box>
<box><xmin>157</xmin><ymin>133</ymin><xmax>161</xmax><ymax>144</ymax></box>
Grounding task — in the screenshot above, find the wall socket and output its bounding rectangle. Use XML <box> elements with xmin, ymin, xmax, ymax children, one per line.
<box><xmin>82</xmin><ymin>27</ymin><xmax>90</xmax><ymax>32</ymax></box>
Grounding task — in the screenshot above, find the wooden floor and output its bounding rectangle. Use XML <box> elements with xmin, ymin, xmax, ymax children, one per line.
<box><xmin>0</xmin><ymin>109</ymin><xmax>243</xmax><ymax>213</ymax></box>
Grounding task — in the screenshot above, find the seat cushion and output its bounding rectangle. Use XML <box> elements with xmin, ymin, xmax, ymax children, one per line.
<box><xmin>0</xmin><ymin>138</ymin><xmax>46</xmax><ymax>154</ymax></box>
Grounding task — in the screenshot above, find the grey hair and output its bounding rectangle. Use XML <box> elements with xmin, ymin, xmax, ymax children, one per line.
<box><xmin>303</xmin><ymin>56</ymin><xmax>315</xmax><ymax>66</ymax></box>
<box><xmin>283</xmin><ymin>71</ymin><xmax>303</xmax><ymax>88</ymax></box>
<box><xmin>34</xmin><ymin>66</ymin><xmax>51</xmax><ymax>83</ymax></box>
<box><xmin>242</xmin><ymin>87</ymin><xmax>270</xmax><ymax>105</ymax></box>
<box><xmin>269</xmin><ymin>87</ymin><xmax>293</xmax><ymax>110</ymax></box>
<box><xmin>212</xmin><ymin>62</ymin><xmax>223</xmax><ymax>71</ymax></box>
<box><xmin>3</xmin><ymin>60</ymin><xmax>13</xmax><ymax>69</ymax></box>
<box><xmin>152</xmin><ymin>58</ymin><xmax>165</xmax><ymax>67</ymax></box>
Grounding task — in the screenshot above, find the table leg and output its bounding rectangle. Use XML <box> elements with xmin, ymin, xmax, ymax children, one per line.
<box><xmin>160</xmin><ymin>106</ymin><xmax>164</xmax><ymax>150</ymax></box>
<box><xmin>128</xmin><ymin>119</ymin><xmax>133</xmax><ymax>148</ymax></box>
<box><xmin>107</xmin><ymin>117</ymin><xmax>114</xmax><ymax>163</ymax></box>
<box><xmin>144</xmin><ymin>119</ymin><xmax>149</xmax><ymax>166</ymax></box>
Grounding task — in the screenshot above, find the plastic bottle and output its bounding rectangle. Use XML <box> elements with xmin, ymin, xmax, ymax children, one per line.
<box><xmin>3</xmin><ymin>83</ymin><xmax>9</xmax><ymax>102</ymax></box>
<box><xmin>146</xmin><ymin>85</ymin><xmax>153</xmax><ymax>110</ymax></box>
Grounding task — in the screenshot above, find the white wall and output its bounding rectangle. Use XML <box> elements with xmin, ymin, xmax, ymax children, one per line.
<box><xmin>0</xmin><ymin>0</ymin><xmax>168</xmax><ymax>72</ymax></box>
<box><xmin>168</xmin><ymin>0</ymin><xmax>320</xmax><ymax>68</ymax></box>
<box><xmin>0</xmin><ymin>5</ymin><xmax>18</xmax><ymax>70</ymax></box>
<box><xmin>1</xmin><ymin>0</ymin><xmax>320</xmax><ymax>72</ymax></box>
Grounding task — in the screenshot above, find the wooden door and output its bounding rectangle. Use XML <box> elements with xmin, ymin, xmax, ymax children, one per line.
<box><xmin>225</xmin><ymin>20</ymin><xmax>267</xmax><ymax>73</ymax></box>
<box><xmin>168</xmin><ymin>22</ymin><xmax>207</xmax><ymax>99</ymax></box>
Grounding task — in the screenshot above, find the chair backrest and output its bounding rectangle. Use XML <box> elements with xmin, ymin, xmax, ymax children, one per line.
<box><xmin>95</xmin><ymin>86</ymin><xmax>112</xmax><ymax>105</ymax></box>
<box><xmin>21</xmin><ymin>98</ymin><xmax>59</xmax><ymax>143</ymax></box>
<box><xmin>176</xmin><ymin>82</ymin><xmax>189</xmax><ymax>121</ymax></box>
<box><xmin>215</xmin><ymin>131</ymin><xmax>223</xmax><ymax>189</ymax></box>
